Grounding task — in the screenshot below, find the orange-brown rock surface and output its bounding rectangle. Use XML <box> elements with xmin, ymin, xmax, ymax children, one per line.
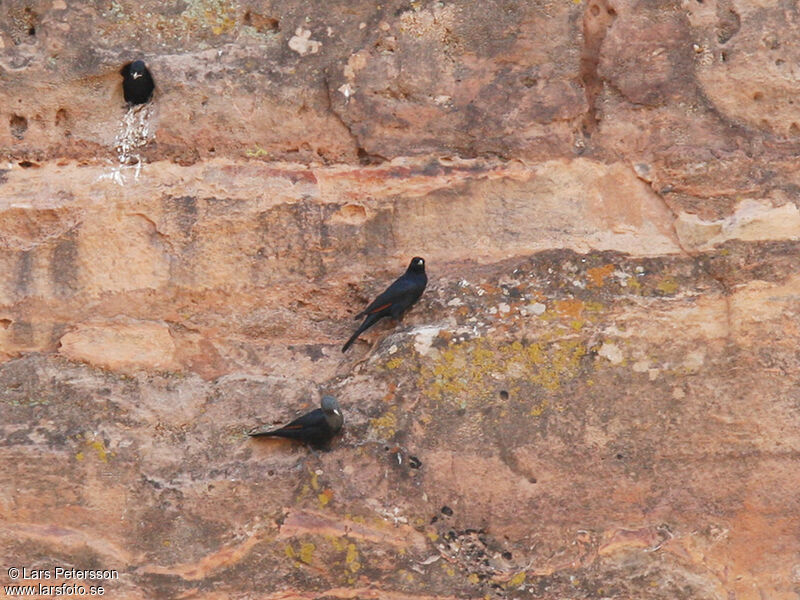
<box><xmin>2</xmin><ymin>1</ymin><xmax>800</xmax><ymax>599</ymax></box>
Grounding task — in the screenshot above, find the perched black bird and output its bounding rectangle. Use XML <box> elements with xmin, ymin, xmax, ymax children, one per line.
<box><xmin>342</xmin><ymin>256</ymin><xmax>427</xmax><ymax>352</ymax></box>
<box><xmin>120</xmin><ymin>60</ymin><xmax>155</xmax><ymax>105</ymax></box>
<box><xmin>248</xmin><ymin>396</ymin><xmax>343</xmax><ymax>448</ymax></box>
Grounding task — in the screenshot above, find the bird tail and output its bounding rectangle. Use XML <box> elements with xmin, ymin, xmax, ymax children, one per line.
<box><xmin>342</xmin><ymin>315</ymin><xmax>377</xmax><ymax>352</ymax></box>
<box><xmin>342</xmin><ymin>329</ymin><xmax>362</xmax><ymax>353</ymax></box>
<box><xmin>247</xmin><ymin>428</ymin><xmax>280</xmax><ymax>437</ymax></box>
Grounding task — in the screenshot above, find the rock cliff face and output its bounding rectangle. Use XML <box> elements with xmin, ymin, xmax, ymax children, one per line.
<box><xmin>2</xmin><ymin>1</ymin><xmax>800</xmax><ymax>598</ymax></box>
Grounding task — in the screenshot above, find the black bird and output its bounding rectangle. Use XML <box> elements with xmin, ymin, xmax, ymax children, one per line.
<box><xmin>248</xmin><ymin>396</ymin><xmax>343</xmax><ymax>448</ymax></box>
<box><xmin>120</xmin><ymin>60</ymin><xmax>155</xmax><ymax>105</ymax></box>
<box><xmin>343</xmin><ymin>256</ymin><xmax>427</xmax><ymax>352</ymax></box>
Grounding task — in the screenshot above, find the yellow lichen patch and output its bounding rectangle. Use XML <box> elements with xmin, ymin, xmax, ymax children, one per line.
<box><xmin>587</xmin><ymin>264</ymin><xmax>615</xmax><ymax>287</ymax></box>
<box><xmin>309</xmin><ymin>470</ymin><xmax>320</xmax><ymax>491</ymax></box>
<box><xmin>656</xmin><ymin>277</ymin><xmax>678</xmax><ymax>294</ymax></box>
<box><xmin>385</xmin><ymin>357</ymin><xmax>404</xmax><ymax>370</ymax></box>
<box><xmin>298</xmin><ymin>542</ymin><xmax>315</xmax><ymax>565</ymax></box>
<box><xmin>420</xmin><ymin>338</ymin><xmax>587</xmax><ymax>404</ymax></box>
<box><xmin>530</xmin><ymin>400</ymin><xmax>549</xmax><ymax>417</ymax></box>
<box><xmin>82</xmin><ymin>435</ymin><xmax>110</xmax><ymax>462</ymax></box>
<box><xmin>327</xmin><ymin>536</ymin><xmax>347</xmax><ymax>552</ymax></box>
<box><xmin>296</xmin><ymin>483</ymin><xmax>311</xmax><ymax>503</ymax></box>
<box><xmin>245</xmin><ymin>145</ymin><xmax>268</xmax><ymax>158</ymax></box>
<box><xmin>318</xmin><ymin>489</ymin><xmax>334</xmax><ymax>508</ymax></box>
<box><xmin>284</xmin><ymin>544</ymin><xmax>296</xmax><ymax>560</ymax></box>
<box><xmin>554</xmin><ymin>298</ymin><xmax>584</xmax><ymax>319</ymax></box>
<box><xmin>468</xmin><ymin>573</ymin><xmax>480</xmax><ymax>584</ymax></box>
<box><xmin>584</xmin><ymin>301</ymin><xmax>605</xmax><ymax>313</ymax></box>
<box><xmin>370</xmin><ymin>406</ymin><xmax>398</xmax><ymax>439</ymax></box>
<box><xmin>182</xmin><ymin>0</ymin><xmax>237</xmax><ymax>34</ymax></box>
<box><xmin>345</xmin><ymin>543</ymin><xmax>361</xmax><ymax>573</ymax></box>
<box><xmin>507</xmin><ymin>571</ymin><xmax>526</xmax><ymax>588</ymax></box>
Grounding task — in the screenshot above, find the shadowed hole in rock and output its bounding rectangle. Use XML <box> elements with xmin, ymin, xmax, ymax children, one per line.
<box><xmin>10</xmin><ymin>115</ymin><xmax>27</xmax><ymax>139</ymax></box>
<box><xmin>789</xmin><ymin>123</ymin><xmax>800</xmax><ymax>136</ymax></box>
<box><xmin>0</xmin><ymin>319</ymin><xmax>11</xmax><ymax>329</ymax></box>
<box><xmin>753</xmin><ymin>91</ymin><xmax>764</xmax><ymax>101</ymax></box>
<box><xmin>357</xmin><ymin>147</ymin><xmax>387</xmax><ymax>165</ymax></box>
<box><xmin>18</xmin><ymin>161</ymin><xmax>39</xmax><ymax>168</ymax></box>
<box><xmin>499</xmin><ymin>390</ymin><xmax>509</xmax><ymax>400</ymax></box>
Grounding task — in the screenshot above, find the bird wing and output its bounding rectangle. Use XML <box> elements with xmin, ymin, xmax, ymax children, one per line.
<box><xmin>359</xmin><ymin>276</ymin><xmax>419</xmax><ymax>316</ymax></box>
<box><xmin>280</xmin><ymin>408</ymin><xmax>326</xmax><ymax>430</ymax></box>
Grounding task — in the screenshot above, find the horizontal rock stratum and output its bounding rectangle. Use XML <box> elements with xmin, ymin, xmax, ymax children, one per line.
<box><xmin>2</xmin><ymin>1</ymin><xmax>800</xmax><ymax>599</ymax></box>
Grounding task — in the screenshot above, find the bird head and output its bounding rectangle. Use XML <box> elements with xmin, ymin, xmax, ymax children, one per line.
<box><xmin>130</xmin><ymin>60</ymin><xmax>147</xmax><ymax>79</ymax></box>
<box><xmin>408</xmin><ymin>256</ymin><xmax>426</xmax><ymax>273</ymax></box>
<box><xmin>321</xmin><ymin>395</ymin><xmax>341</xmax><ymax>417</ymax></box>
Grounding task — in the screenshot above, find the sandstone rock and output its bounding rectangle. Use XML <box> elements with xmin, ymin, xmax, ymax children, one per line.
<box><xmin>1</xmin><ymin>0</ymin><xmax>800</xmax><ymax>598</ymax></box>
<box><xmin>58</xmin><ymin>318</ymin><xmax>178</xmax><ymax>372</ymax></box>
